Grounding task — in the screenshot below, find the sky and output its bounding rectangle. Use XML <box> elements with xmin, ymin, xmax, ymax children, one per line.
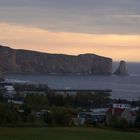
<box><xmin>0</xmin><ymin>0</ymin><xmax>140</xmax><ymax>62</ymax></box>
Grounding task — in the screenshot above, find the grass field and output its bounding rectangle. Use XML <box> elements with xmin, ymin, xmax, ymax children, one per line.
<box><xmin>0</xmin><ymin>127</ymin><xmax>139</xmax><ymax>140</ymax></box>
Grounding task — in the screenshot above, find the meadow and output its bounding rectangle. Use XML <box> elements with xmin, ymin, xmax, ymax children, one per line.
<box><xmin>0</xmin><ymin>127</ymin><xmax>139</xmax><ymax>140</ymax></box>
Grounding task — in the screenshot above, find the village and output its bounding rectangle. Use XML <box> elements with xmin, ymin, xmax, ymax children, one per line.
<box><xmin>0</xmin><ymin>80</ymin><xmax>140</xmax><ymax>129</ymax></box>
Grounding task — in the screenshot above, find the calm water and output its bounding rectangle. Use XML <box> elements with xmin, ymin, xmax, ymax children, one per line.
<box><xmin>5</xmin><ymin>63</ymin><xmax>140</xmax><ymax>100</ymax></box>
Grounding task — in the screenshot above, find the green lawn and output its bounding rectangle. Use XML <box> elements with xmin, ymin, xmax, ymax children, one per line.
<box><xmin>0</xmin><ymin>127</ymin><xmax>139</xmax><ymax>140</ymax></box>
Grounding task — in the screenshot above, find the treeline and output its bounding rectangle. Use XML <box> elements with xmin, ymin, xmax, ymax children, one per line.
<box><xmin>0</xmin><ymin>90</ymin><xmax>139</xmax><ymax>129</ymax></box>
<box><xmin>0</xmin><ymin>100</ymin><xmax>76</xmax><ymax>126</ymax></box>
<box><xmin>46</xmin><ymin>91</ymin><xmax>111</xmax><ymax>108</ymax></box>
<box><xmin>0</xmin><ymin>102</ymin><xmax>35</xmax><ymax>126</ymax></box>
<box><xmin>14</xmin><ymin>83</ymin><xmax>111</xmax><ymax>108</ymax></box>
<box><xmin>0</xmin><ymin>91</ymin><xmax>111</xmax><ymax>126</ymax></box>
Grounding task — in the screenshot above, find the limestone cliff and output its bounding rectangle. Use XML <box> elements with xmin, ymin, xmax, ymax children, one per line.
<box><xmin>0</xmin><ymin>70</ymin><xmax>4</xmax><ymax>81</ymax></box>
<box><xmin>114</xmin><ymin>61</ymin><xmax>128</xmax><ymax>75</ymax></box>
<box><xmin>0</xmin><ymin>45</ymin><xmax>112</xmax><ymax>75</ymax></box>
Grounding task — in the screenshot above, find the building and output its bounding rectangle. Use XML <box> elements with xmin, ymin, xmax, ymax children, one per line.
<box><xmin>8</xmin><ymin>99</ymin><xmax>24</xmax><ymax>105</ymax></box>
<box><xmin>106</xmin><ymin>103</ymin><xmax>137</xmax><ymax>124</ymax></box>
<box><xmin>74</xmin><ymin>108</ymin><xmax>109</xmax><ymax>125</ymax></box>
<box><xmin>0</xmin><ymin>82</ymin><xmax>16</xmax><ymax>98</ymax></box>
<box><xmin>113</xmin><ymin>103</ymin><xmax>131</xmax><ymax>109</ymax></box>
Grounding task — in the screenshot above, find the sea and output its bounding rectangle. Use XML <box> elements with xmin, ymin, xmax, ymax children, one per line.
<box><xmin>5</xmin><ymin>62</ymin><xmax>140</xmax><ymax>101</ymax></box>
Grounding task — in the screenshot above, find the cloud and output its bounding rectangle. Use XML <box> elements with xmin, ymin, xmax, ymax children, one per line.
<box><xmin>0</xmin><ymin>0</ymin><xmax>140</xmax><ymax>62</ymax></box>
<box><xmin>0</xmin><ymin>0</ymin><xmax>140</xmax><ymax>34</ymax></box>
<box><xmin>0</xmin><ymin>22</ymin><xmax>140</xmax><ymax>61</ymax></box>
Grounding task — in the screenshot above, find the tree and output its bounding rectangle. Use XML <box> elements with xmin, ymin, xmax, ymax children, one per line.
<box><xmin>0</xmin><ymin>102</ymin><xmax>6</xmax><ymax>125</ymax></box>
<box><xmin>25</xmin><ymin>94</ymin><xmax>48</xmax><ymax>111</ymax></box>
<box><xmin>135</xmin><ymin>112</ymin><xmax>140</xmax><ymax>129</ymax></box>
<box><xmin>92</xmin><ymin>92</ymin><xmax>111</xmax><ymax>107</ymax></box>
<box><xmin>44</xmin><ymin>107</ymin><xmax>76</xmax><ymax>126</ymax></box>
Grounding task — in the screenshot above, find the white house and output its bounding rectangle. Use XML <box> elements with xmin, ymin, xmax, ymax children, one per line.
<box><xmin>0</xmin><ymin>82</ymin><xmax>16</xmax><ymax>98</ymax></box>
<box><xmin>8</xmin><ymin>99</ymin><xmax>24</xmax><ymax>105</ymax></box>
<box><xmin>113</xmin><ymin>103</ymin><xmax>131</xmax><ymax>109</ymax></box>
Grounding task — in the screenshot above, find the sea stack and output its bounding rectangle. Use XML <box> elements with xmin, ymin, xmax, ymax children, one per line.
<box><xmin>114</xmin><ymin>61</ymin><xmax>128</xmax><ymax>75</ymax></box>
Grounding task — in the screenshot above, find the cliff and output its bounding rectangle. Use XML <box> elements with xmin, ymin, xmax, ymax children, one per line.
<box><xmin>114</xmin><ymin>61</ymin><xmax>128</xmax><ymax>75</ymax></box>
<box><xmin>0</xmin><ymin>70</ymin><xmax>4</xmax><ymax>81</ymax></box>
<box><xmin>0</xmin><ymin>45</ymin><xmax>112</xmax><ymax>75</ymax></box>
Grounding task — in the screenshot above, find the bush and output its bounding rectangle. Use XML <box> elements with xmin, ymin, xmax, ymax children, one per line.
<box><xmin>43</xmin><ymin>107</ymin><xmax>76</xmax><ymax>126</ymax></box>
<box><xmin>118</xmin><ymin>118</ymin><xmax>129</xmax><ymax>129</ymax></box>
<box><xmin>109</xmin><ymin>115</ymin><xmax>129</xmax><ymax>129</ymax></box>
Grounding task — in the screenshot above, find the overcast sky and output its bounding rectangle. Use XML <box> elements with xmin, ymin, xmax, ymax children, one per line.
<box><xmin>0</xmin><ymin>0</ymin><xmax>140</xmax><ymax>61</ymax></box>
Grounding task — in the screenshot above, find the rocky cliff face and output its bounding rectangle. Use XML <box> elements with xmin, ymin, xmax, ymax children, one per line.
<box><xmin>0</xmin><ymin>45</ymin><xmax>112</xmax><ymax>75</ymax></box>
<box><xmin>0</xmin><ymin>70</ymin><xmax>4</xmax><ymax>81</ymax></box>
<box><xmin>114</xmin><ymin>61</ymin><xmax>128</xmax><ymax>75</ymax></box>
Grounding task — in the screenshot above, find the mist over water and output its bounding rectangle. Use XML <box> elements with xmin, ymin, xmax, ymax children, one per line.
<box><xmin>6</xmin><ymin>63</ymin><xmax>140</xmax><ymax>101</ymax></box>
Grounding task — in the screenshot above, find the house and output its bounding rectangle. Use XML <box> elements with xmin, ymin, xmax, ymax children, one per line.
<box><xmin>91</xmin><ymin>108</ymin><xmax>109</xmax><ymax>123</ymax></box>
<box><xmin>32</xmin><ymin>110</ymin><xmax>49</xmax><ymax>118</ymax></box>
<box><xmin>113</xmin><ymin>103</ymin><xmax>131</xmax><ymax>109</ymax></box>
<box><xmin>74</xmin><ymin>108</ymin><xmax>108</xmax><ymax>125</ymax></box>
<box><xmin>8</xmin><ymin>99</ymin><xmax>24</xmax><ymax>105</ymax></box>
<box><xmin>106</xmin><ymin>103</ymin><xmax>137</xmax><ymax>124</ymax></box>
<box><xmin>73</xmin><ymin>117</ymin><xmax>86</xmax><ymax>126</ymax></box>
<box><xmin>0</xmin><ymin>82</ymin><xmax>16</xmax><ymax>98</ymax></box>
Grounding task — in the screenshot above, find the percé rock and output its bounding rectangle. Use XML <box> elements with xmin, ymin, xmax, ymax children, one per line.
<box><xmin>114</xmin><ymin>61</ymin><xmax>128</xmax><ymax>75</ymax></box>
<box><xmin>0</xmin><ymin>45</ymin><xmax>112</xmax><ymax>75</ymax></box>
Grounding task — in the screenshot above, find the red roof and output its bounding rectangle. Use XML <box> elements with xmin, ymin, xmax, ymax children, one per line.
<box><xmin>107</xmin><ymin>108</ymin><xmax>137</xmax><ymax>116</ymax></box>
<box><xmin>107</xmin><ymin>108</ymin><xmax>125</xmax><ymax>116</ymax></box>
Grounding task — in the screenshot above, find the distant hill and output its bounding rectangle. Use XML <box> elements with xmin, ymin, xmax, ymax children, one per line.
<box><xmin>0</xmin><ymin>45</ymin><xmax>112</xmax><ymax>75</ymax></box>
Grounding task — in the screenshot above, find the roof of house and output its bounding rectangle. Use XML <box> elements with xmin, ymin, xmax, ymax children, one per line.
<box><xmin>5</xmin><ymin>85</ymin><xmax>14</xmax><ymax>91</ymax></box>
<box><xmin>107</xmin><ymin>108</ymin><xmax>125</xmax><ymax>116</ymax></box>
<box><xmin>107</xmin><ymin>108</ymin><xmax>137</xmax><ymax>116</ymax></box>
